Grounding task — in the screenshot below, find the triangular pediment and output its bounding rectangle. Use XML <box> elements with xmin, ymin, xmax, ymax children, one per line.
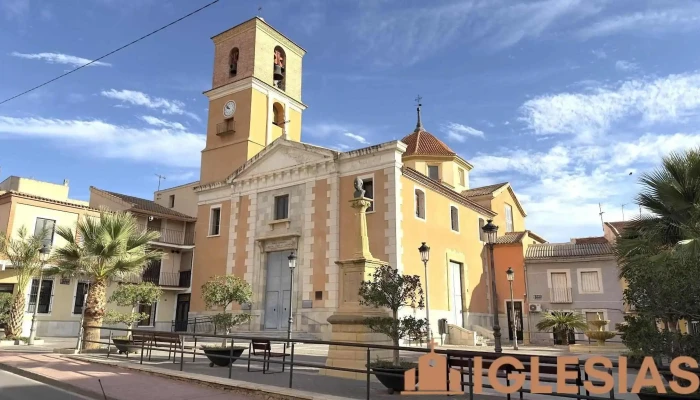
<box><xmin>226</xmin><ymin>139</ymin><xmax>337</xmax><ymax>183</ymax></box>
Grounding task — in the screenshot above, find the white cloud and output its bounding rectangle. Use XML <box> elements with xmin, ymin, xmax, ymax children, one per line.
<box><xmin>344</xmin><ymin>132</ymin><xmax>368</xmax><ymax>144</ymax></box>
<box><xmin>520</xmin><ymin>72</ymin><xmax>700</xmax><ymax>139</ymax></box>
<box><xmin>591</xmin><ymin>49</ymin><xmax>607</xmax><ymax>59</ymax></box>
<box><xmin>0</xmin><ymin>116</ymin><xmax>204</xmax><ymax>168</ymax></box>
<box><xmin>355</xmin><ymin>0</ymin><xmax>602</xmax><ymax>65</ymax></box>
<box><xmin>11</xmin><ymin>52</ymin><xmax>111</xmax><ymax>67</ymax></box>
<box><xmin>101</xmin><ymin>89</ymin><xmax>200</xmax><ymax>122</ymax></box>
<box><xmin>444</xmin><ymin>122</ymin><xmax>484</xmax><ymax>142</ymax></box>
<box><xmin>577</xmin><ymin>5</ymin><xmax>700</xmax><ymax>39</ymax></box>
<box><xmin>1</xmin><ymin>0</ymin><xmax>28</xmax><ymax>19</ymax></box>
<box><xmin>615</xmin><ymin>60</ymin><xmax>638</xmax><ymax>71</ymax></box>
<box><xmin>140</xmin><ymin>116</ymin><xmax>186</xmax><ymax>131</ymax></box>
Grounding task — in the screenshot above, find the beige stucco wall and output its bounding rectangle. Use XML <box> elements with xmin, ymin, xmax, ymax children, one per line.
<box><xmin>0</xmin><ymin>177</ymin><xmax>69</xmax><ymax>202</ymax></box>
<box><xmin>154</xmin><ymin>182</ymin><xmax>199</xmax><ymax>218</ymax></box>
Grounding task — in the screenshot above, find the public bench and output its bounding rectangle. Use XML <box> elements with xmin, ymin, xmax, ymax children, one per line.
<box><xmin>247</xmin><ymin>339</ymin><xmax>289</xmax><ymax>374</ymax></box>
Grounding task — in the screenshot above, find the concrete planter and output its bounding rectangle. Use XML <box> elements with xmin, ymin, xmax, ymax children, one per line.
<box><xmin>0</xmin><ymin>340</ymin><xmax>17</xmax><ymax>346</ymax></box>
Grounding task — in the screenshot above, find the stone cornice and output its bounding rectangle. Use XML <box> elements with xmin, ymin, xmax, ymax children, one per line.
<box><xmin>204</xmin><ymin>77</ymin><xmax>307</xmax><ymax>111</ymax></box>
<box><xmin>525</xmin><ymin>255</ymin><xmax>616</xmax><ymax>264</ymax></box>
<box><xmin>211</xmin><ymin>17</ymin><xmax>306</xmax><ymax>57</ymax></box>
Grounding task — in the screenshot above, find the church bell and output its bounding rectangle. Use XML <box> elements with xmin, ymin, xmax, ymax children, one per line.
<box><xmin>273</xmin><ymin>64</ymin><xmax>285</xmax><ymax>81</ymax></box>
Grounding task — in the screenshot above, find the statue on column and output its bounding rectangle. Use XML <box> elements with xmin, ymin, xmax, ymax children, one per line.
<box><xmin>353</xmin><ymin>177</ymin><xmax>365</xmax><ymax>199</ymax></box>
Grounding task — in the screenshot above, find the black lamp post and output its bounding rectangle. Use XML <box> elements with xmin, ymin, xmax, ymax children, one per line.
<box><xmin>287</xmin><ymin>251</ymin><xmax>297</xmax><ymax>341</ymax></box>
<box><xmin>481</xmin><ymin>219</ymin><xmax>502</xmax><ymax>353</ymax></box>
<box><xmin>418</xmin><ymin>242</ymin><xmax>431</xmax><ymax>345</ymax></box>
<box><xmin>29</xmin><ymin>244</ymin><xmax>51</xmax><ymax>346</ymax></box>
<box><xmin>506</xmin><ymin>266</ymin><xmax>518</xmax><ymax>350</ymax></box>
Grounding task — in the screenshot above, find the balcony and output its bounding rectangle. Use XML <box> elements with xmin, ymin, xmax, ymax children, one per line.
<box><xmin>549</xmin><ymin>287</ymin><xmax>573</xmax><ymax>304</ymax></box>
<box><xmin>119</xmin><ymin>267</ymin><xmax>191</xmax><ymax>289</ymax></box>
<box><xmin>138</xmin><ymin>225</ymin><xmax>195</xmax><ymax>246</ymax></box>
<box><xmin>216</xmin><ymin>119</ymin><xmax>235</xmax><ymax>135</ymax></box>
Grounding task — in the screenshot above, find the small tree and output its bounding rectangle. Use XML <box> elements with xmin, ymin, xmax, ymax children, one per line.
<box><xmin>359</xmin><ymin>264</ymin><xmax>427</xmax><ymax>367</ymax></box>
<box><xmin>104</xmin><ymin>282</ymin><xmax>162</xmax><ymax>337</ymax></box>
<box><xmin>201</xmin><ymin>275</ymin><xmax>252</xmax><ymax>347</ymax></box>
<box><xmin>535</xmin><ymin>311</ymin><xmax>588</xmax><ymax>344</ymax></box>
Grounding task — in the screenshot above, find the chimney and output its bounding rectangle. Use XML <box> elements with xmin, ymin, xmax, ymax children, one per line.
<box><xmin>63</xmin><ymin>179</ymin><xmax>69</xmax><ymax>186</ymax></box>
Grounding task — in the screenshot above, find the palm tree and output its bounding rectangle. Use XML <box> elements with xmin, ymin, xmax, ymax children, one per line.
<box><xmin>535</xmin><ymin>311</ymin><xmax>588</xmax><ymax>344</ymax></box>
<box><xmin>0</xmin><ymin>226</ymin><xmax>47</xmax><ymax>338</ymax></box>
<box><xmin>633</xmin><ymin>147</ymin><xmax>700</xmax><ymax>256</ymax></box>
<box><xmin>51</xmin><ymin>210</ymin><xmax>162</xmax><ymax>349</ymax></box>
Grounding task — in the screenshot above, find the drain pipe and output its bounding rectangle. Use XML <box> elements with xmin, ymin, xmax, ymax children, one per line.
<box><xmin>524</xmin><ymin>264</ymin><xmax>532</xmax><ymax>345</ymax></box>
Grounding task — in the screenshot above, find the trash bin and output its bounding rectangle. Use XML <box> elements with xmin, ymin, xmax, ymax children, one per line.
<box><xmin>438</xmin><ymin>318</ymin><xmax>448</xmax><ymax>336</ymax></box>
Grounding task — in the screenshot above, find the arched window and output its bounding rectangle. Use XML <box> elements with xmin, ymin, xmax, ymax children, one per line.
<box><xmin>415</xmin><ymin>189</ymin><xmax>426</xmax><ymax>220</ymax></box>
<box><xmin>229</xmin><ymin>47</ymin><xmax>239</xmax><ymax>77</ymax></box>
<box><xmin>273</xmin><ymin>46</ymin><xmax>286</xmax><ymax>91</ymax></box>
<box><xmin>272</xmin><ymin>102</ymin><xmax>284</xmax><ymax>126</ymax></box>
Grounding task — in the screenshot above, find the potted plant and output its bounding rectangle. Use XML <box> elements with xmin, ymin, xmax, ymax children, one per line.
<box><xmin>103</xmin><ymin>282</ymin><xmax>162</xmax><ymax>354</ymax></box>
<box><xmin>200</xmin><ymin>275</ymin><xmax>252</xmax><ymax>367</ymax></box>
<box><xmin>359</xmin><ymin>264</ymin><xmax>427</xmax><ymax>393</ymax></box>
<box><xmin>535</xmin><ymin>311</ymin><xmax>588</xmax><ymax>345</ymax></box>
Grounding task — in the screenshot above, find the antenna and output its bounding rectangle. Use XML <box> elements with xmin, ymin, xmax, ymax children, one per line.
<box><xmin>155</xmin><ymin>174</ymin><xmax>166</xmax><ymax>191</ymax></box>
<box><xmin>257</xmin><ymin>5</ymin><xmax>262</xmax><ymax>17</ymax></box>
<box><xmin>621</xmin><ymin>203</ymin><xmax>627</xmax><ymax>221</ymax></box>
<box><xmin>598</xmin><ymin>203</ymin><xmax>605</xmax><ymax>234</ymax></box>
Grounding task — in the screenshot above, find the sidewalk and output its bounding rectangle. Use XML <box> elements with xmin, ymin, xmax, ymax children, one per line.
<box><xmin>0</xmin><ymin>353</ymin><xmax>256</xmax><ymax>400</ymax></box>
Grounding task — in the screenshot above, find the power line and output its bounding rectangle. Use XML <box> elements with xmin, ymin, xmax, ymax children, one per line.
<box><xmin>0</xmin><ymin>0</ymin><xmax>220</xmax><ymax>106</ymax></box>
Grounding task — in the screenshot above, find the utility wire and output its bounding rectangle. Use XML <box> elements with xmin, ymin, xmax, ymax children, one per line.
<box><xmin>0</xmin><ymin>0</ymin><xmax>220</xmax><ymax>106</ymax></box>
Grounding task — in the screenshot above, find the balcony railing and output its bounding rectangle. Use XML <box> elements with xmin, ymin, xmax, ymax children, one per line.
<box><xmin>118</xmin><ymin>270</ymin><xmax>191</xmax><ymax>288</ymax></box>
<box><xmin>138</xmin><ymin>225</ymin><xmax>195</xmax><ymax>246</ymax></box>
<box><xmin>549</xmin><ymin>287</ymin><xmax>573</xmax><ymax>303</ymax></box>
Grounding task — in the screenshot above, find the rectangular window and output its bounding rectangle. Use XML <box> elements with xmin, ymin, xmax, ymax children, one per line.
<box><xmin>0</xmin><ymin>283</ymin><xmax>14</xmax><ymax>294</ymax></box>
<box><xmin>168</xmin><ymin>195</ymin><xmax>175</xmax><ymax>208</ymax></box>
<box><xmin>73</xmin><ymin>282</ymin><xmax>89</xmax><ymax>314</ymax></box>
<box><xmin>34</xmin><ymin>218</ymin><xmax>56</xmax><ymax>248</ymax></box>
<box><xmin>505</xmin><ymin>204</ymin><xmax>514</xmax><ymax>232</ymax></box>
<box><xmin>427</xmin><ymin>165</ymin><xmax>439</xmax><ymax>180</ymax></box>
<box><xmin>274</xmin><ymin>195</ymin><xmax>289</xmax><ymax>220</ymax></box>
<box><xmin>549</xmin><ymin>272</ymin><xmax>571</xmax><ymax>303</ymax></box>
<box><xmin>450</xmin><ymin>206</ymin><xmax>459</xmax><ymax>232</ymax></box>
<box><xmin>209</xmin><ymin>207</ymin><xmax>221</xmax><ymax>236</ymax></box>
<box><xmin>415</xmin><ymin>189</ymin><xmax>426</xmax><ymax>219</ymax></box>
<box><xmin>478</xmin><ymin>218</ymin><xmax>486</xmax><ymax>241</ymax></box>
<box><xmin>137</xmin><ymin>302</ymin><xmax>157</xmax><ymax>327</ymax></box>
<box><xmin>580</xmin><ymin>270</ymin><xmax>601</xmax><ymax>293</ymax></box>
<box><xmin>458</xmin><ymin>168</ymin><xmax>465</xmax><ymax>186</ymax></box>
<box><xmin>362</xmin><ymin>179</ymin><xmax>374</xmax><ymax>212</ymax></box>
<box><xmin>28</xmin><ymin>279</ymin><xmax>53</xmax><ymax>314</ymax></box>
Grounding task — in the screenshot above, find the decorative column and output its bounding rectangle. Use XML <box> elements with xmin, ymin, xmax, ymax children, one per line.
<box><xmin>322</xmin><ymin>178</ymin><xmax>392</xmax><ymax>380</ymax></box>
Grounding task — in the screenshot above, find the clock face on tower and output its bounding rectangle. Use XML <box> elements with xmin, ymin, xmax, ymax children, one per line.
<box><xmin>223</xmin><ymin>100</ymin><xmax>236</xmax><ymax>118</ymax></box>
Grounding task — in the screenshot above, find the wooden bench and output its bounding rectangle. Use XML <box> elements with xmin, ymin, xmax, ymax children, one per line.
<box><xmin>150</xmin><ymin>332</ymin><xmax>182</xmax><ymax>362</ymax></box>
<box><xmin>447</xmin><ymin>352</ymin><xmax>616</xmax><ymax>399</ymax></box>
<box><xmin>247</xmin><ymin>339</ymin><xmax>289</xmax><ymax>374</ymax></box>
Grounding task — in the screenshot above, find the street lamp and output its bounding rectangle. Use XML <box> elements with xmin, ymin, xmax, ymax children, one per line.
<box><xmin>29</xmin><ymin>244</ymin><xmax>51</xmax><ymax>346</ymax></box>
<box><xmin>418</xmin><ymin>242</ymin><xmax>431</xmax><ymax>345</ymax></box>
<box><xmin>286</xmin><ymin>251</ymin><xmax>297</xmax><ymax>341</ymax></box>
<box><xmin>481</xmin><ymin>219</ymin><xmax>502</xmax><ymax>353</ymax></box>
<box><xmin>506</xmin><ymin>267</ymin><xmax>518</xmax><ymax>350</ymax></box>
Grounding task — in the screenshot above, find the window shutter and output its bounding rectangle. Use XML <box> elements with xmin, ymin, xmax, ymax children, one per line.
<box><xmin>580</xmin><ymin>271</ymin><xmax>600</xmax><ymax>292</ymax></box>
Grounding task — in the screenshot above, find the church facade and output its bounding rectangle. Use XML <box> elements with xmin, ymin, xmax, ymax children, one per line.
<box><xmin>190</xmin><ymin>17</ymin><xmax>530</xmax><ymax>340</ymax></box>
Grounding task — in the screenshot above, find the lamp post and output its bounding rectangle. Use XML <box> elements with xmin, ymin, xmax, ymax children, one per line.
<box><xmin>28</xmin><ymin>244</ymin><xmax>51</xmax><ymax>346</ymax></box>
<box><xmin>506</xmin><ymin>267</ymin><xmax>518</xmax><ymax>350</ymax></box>
<box><xmin>418</xmin><ymin>242</ymin><xmax>431</xmax><ymax>345</ymax></box>
<box><xmin>287</xmin><ymin>251</ymin><xmax>297</xmax><ymax>341</ymax></box>
<box><xmin>481</xmin><ymin>219</ymin><xmax>502</xmax><ymax>353</ymax></box>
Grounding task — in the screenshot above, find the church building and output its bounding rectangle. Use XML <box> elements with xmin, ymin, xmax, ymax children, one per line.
<box><xmin>190</xmin><ymin>17</ymin><xmax>532</xmax><ymax>340</ymax></box>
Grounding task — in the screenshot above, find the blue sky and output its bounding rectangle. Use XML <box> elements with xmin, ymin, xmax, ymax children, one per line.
<box><xmin>2</xmin><ymin>0</ymin><xmax>700</xmax><ymax>242</ymax></box>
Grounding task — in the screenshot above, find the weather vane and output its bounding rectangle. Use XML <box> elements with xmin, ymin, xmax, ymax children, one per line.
<box><xmin>415</xmin><ymin>94</ymin><xmax>422</xmax><ymax>107</ymax></box>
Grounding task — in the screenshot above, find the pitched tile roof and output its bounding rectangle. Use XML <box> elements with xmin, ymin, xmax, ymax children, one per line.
<box><xmin>495</xmin><ymin>231</ymin><xmax>527</xmax><ymax>244</ymax></box>
<box><xmin>400</xmin><ymin>129</ymin><xmax>456</xmax><ymax>157</ymax></box>
<box><xmin>462</xmin><ymin>182</ymin><xmax>509</xmax><ymax>197</ymax></box>
<box><xmin>573</xmin><ymin>236</ymin><xmax>609</xmax><ymax>244</ymax></box>
<box><xmin>95</xmin><ymin>188</ymin><xmax>195</xmax><ymax>220</ymax></box>
<box><xmin>0</xmin><ymin>190</ymin><xmax>98</xmax><ymax>211</ymax></box>
<box><xmin>526</xmin><ymin>241</ymin><xmax>614</xmax><ymax>260</ymax></box>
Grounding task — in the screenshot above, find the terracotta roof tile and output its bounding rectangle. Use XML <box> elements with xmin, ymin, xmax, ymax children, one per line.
<box><xmin>605</xmin><ymin>221</ymin><xmax>629</xmax><ymax>236</ymax></box>
<box><xmin>400</xmin><ymin>129</ymin><xmax>456</xmax><ymax>157</ymax></box>
<box><xmin>100</xmin><ymin>190</ymin><xmax>195</xmax><ymax>220</ymax></box>
<box><xmin>462</xmin><ymin>182</ymin><xmax>509</xmax><ymax>197</ymax></box>
<box><xmin>495</xmin><ymin>231</ymin><xmax>527</xmax><ymax>244</ymax></box>
<box><xmin>526</xmin><ymin>242</ymin><xmax>613</xmax><ymax>259</ymax></box>
<box><xmin>573</xmin><ymin>236</ymin><xmax>609</xmax><ymax>244</ymax></box>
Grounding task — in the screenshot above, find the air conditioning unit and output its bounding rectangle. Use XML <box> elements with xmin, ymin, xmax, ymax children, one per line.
<box><xmin>529</xmin><ymin>303</ymin><xmax>542</xmax><ymax>313</ymax></box>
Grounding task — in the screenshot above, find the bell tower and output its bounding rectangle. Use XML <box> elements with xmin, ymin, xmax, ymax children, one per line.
<box><xmin>200</xmin><ymin>17</ymin><xmax>306</xmax><ymax>184</ymax></box>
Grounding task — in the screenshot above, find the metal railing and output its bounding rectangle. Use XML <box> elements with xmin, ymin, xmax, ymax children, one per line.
<box><xmin>80</xmin><ymin>325</ymin><xmax>693</xmax><ymax>400</ymax></box>
<box><xmin>118</xmin><ymin>270</ymin><xmax>191</xmax><ymax>288</ymax></box>
<box><xmin>138</xmin><ymin>225</ymin><xmax>195</xmax><ymax>246</ymax></box>
<box><xmin>171</xmin><ymin>316</ymin><xmax>216</xmax><ymax>334</ymax></box>
<box><xmin>549</xmin><ymin>287</ymin><xmax>573</xmax><ymax>303</ymax></box>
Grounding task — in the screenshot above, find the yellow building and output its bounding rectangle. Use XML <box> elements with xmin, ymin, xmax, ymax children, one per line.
<box><xmin>189</xmin><ymin>17</ymin><xmax>533</xmax><ymax>341</ymax></box>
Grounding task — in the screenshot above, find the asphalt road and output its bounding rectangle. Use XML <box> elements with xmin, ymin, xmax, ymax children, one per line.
<box><xmin>0</xmin><ymin>369</ymin><xmax>93</xmax><ymax>400</ymax></box>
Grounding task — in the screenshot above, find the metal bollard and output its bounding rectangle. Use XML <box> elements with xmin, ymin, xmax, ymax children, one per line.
<box><xmin>180</xmin><ymin>339</ymin><xmax>184</xmax><ymax>371</ymax></box>
<box><xmin>107</xmin><ymin>331</ymin><xmax>112</xmax><ymax>358</ymax></box>
<box><xmin>228</xmin><ymin>338</ymin><xmax>235</xmax><ymax>379</ymax></box>
<box><xmin>140</xmin><ymin>338</ymin><xmax>145</xmax><ymax>365</ymax></box>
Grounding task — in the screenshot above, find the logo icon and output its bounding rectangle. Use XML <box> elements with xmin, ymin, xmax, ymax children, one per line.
<box><xmin>402</xmin><ymin>340</ymin><xmax>462</xmax><ymax>395</ymax></box>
